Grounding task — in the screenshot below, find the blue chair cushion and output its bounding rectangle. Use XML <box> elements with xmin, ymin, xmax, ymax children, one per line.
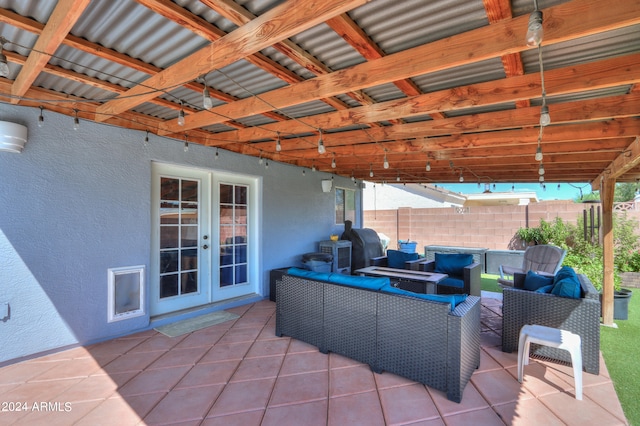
<box><xmin>524</xmin><ymin>270</ymin><xmax>554</xmax><ymax>291</ymax></box>
<box><xmin>551</xmin><ymin>266</ymin><xmax>581</xmax><ymax>299</ymax></box>
<box><xmin>380</xmin><ymin>283</ymin><xmax>466</xmax><ymax>311</ymax></box>
<box><xmin>434</xmin><ymin>253</ymin><xmax>473</xmax><ymax>276</ymax></box>
<box><xmin>535</xmin><ymin>284</ymin><xmax>554</xmax><ymax>293</ymax></box>
<box><xmin>438</xmin><ymin>277</ymin><xmax>464</xmax><ymax>289</ymax></box>
<box><xmin>386</xmin><ymin>249</ymin><xmax>419</xmax><ymax>269</ymax></box>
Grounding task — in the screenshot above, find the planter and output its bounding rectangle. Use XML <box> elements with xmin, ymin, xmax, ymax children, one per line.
<box><xmin>614</xmin><ymin>288</ymin><xmax>633</xmax><ymax>320</ymax></box>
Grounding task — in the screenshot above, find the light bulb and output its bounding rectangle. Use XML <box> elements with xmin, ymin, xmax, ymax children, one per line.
<box><xmin>258</xmin><ymin>155</ymin><xmax>263</xmax><ymax>165</ymax></box>
<box><xmin>0</xmin><ymin>49</ymin><xmax>9</xmax><ymax>78</ymax></box>
<box><xmin>526</xmin><ymin>10</ymin><xmax>543</xmax><ymax>47</ymax></box>
<box><xmin>178</xmin><ymin>108</ymin><xmax>185</xmax><ymax>126</ymax></box>
<box><xmin>202</xmin><ymin>87</ymin><xmax>213</xmax><ymax>110</ymax></box>
<box><xmin>331</xmin><ymin>157</ymin><xmax>336</xmax><ymax>169</ymax></box>
<box><xmin>183</xmin><ymin>139</ymin><xmax>189</xmax><ymax>152</ymax></box>
<box><xmin>396</xmin><ymin>174</ymin><xmax>400</xmax><ymax>182</ymax></box>
<box><xmin>539</xmin><ymin>163</ymin><xmax>545</xmax><ymax>175</ymax></box>
<box><xmin>426</xmin><ymin>161</ymin><xmax>431</xmax><ymax>172</ymax></box>
<box><xmin>369</xmin><ymin>164</ymin><xmax>374</xmax><ymax>178</ymax></box>
<box><xmin>275</xmin><ymin>133</ymin><xmax>281</xmax><ymax>152</ymax></box>
<box><xmin>73</xmin><ymin>110</ymin><xmax>79</xmax><ymax>131</ymax></box>
<box><xmin>383</xmin><ymin>154</ymin><xmax>389</xmax><ymax>169</ymax></box>
<box><xmin>351</xmin><ymin>174</ymin><xmax>355</xmax><ymax>182</ymax></box>
<box><xmin>38</xmin><ymin>106</ymin><xmax>44</xmax><ymax>128</ymax></box>
<box><xmin>459</xmin><ymin>175</ymin><xmax>464</xmax><ymax>183</ymax></box>
<box><xmin>539</xmin><ymin>175</ymin><xmax>545</xmax><ymax>183</ymax></box>
<box><xmin>312</xmin><ymin>164</ymin><xmax>316</xmax><ymax>172</ymax></box>
<box><xmin>540</xmin><ymin>105</ymin><xmax>550</xmax><ymax>126</ymax></box>
<box><xmin>317</xmin><ymin>130</ymin><xmax>325</xmax><ymax>154</ymax></box>
<box><xmin>535</xmin><ymin>146</ymin><xmax>543</xmax><ymax>162</ymax></box>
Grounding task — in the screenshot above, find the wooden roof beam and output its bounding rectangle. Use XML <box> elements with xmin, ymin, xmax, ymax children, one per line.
<box><xmin>592</xmin><ymin>136</ymin><xmax>640</xmax><ymax>190</ymax></box>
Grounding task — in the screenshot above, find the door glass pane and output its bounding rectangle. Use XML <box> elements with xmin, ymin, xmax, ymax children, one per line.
<box><xmin>218</xmin><ymin>183</ymin><xmax>249</xmax><ymax>287</ymax></box>
<box><xmin>159</xmin><ymin>177</ymin><xmax>199</xmax><ymax>299</ymax></box>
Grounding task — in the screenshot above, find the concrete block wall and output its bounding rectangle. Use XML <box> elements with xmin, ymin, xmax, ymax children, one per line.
<box><xmin>364</xmin><ymin>200</ymin><xmax>640</xmax><ymax>253</ymax></box>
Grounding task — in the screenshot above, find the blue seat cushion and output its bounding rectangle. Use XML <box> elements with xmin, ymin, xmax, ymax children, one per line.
<box><xmin>524</xmin><ymin>270</ymin><xmax>554</xmax><ymax>291</ymax></box>
<box><xmin>286</xmin><ymin>268</ymin><xmax>389</xmax><ymax>291</ymax></box>
<box><xmin>434</xmin><ymin>253</ymin><xmax>473</xmax><ymax>276</ymax></box>
<box><xmin>386</xmin><ymin>249</ymin><xmax>419</xmax><ymax>269</ymax></box>
<box><xmin>438</xmin><ymin>277</ymin><xmax>464</xmax><ymax>289</ymax></box>
<box><xmin>535</xmin><ymin>284</ymin><xmax>554</xmax><ymax>293</ymax></box>
<box><xmin>551</xmin><ymin>266</ymin><xmax>581</xmax><ymax>299</ymax></box>
<box><xmin>380</xmin><ymin>283</ymin><xmax>466</xmax><ymax>311</ymax></box>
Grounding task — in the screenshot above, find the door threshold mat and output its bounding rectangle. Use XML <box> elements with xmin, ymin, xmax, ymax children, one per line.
<box><xmin>154</xmin><ymin>310</ymin><xmax>239</xmax><ymax>337</ymax></box>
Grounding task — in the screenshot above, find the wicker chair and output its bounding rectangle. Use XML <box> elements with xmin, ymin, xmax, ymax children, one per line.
<box><xmin>501</xmin><ymin>271</ymin><xmax>601</xmax><ymax>374</ymax></box>
<box><xmin>412</xmin><ymin>257</ymin><xmax>481</xmax><ymax>297</ymax></box>
<box><xmin>498</xmin><ymin>244</ymin><xmax>566</xmax><ymax>288</ymax></box>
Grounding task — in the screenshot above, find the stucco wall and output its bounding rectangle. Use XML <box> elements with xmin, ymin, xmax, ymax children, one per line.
<box><xmin>0</xmin><ymin>104</ymin><xmax>360</xmax><ymax>364</ymax></box>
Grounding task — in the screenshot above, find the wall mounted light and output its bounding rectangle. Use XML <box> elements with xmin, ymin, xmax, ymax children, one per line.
<box><xmin>321</xmin><ymin>179</ymin><xmax>333</xmax><ymax>193</ymax></box>
<box><xmin>0</xmin><ymin>121</ymin><xmax>27</xmax><ymax>153</ymax></box>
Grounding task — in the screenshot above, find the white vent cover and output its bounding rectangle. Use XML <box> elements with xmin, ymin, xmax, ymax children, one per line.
<box><xmin>0</xmin><ymin>121</ymin><xmax>27</xmax><ymax>153</ymax></box>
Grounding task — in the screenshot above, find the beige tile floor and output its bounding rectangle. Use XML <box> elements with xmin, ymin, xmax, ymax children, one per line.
<box><xmin>0</xmin><ymin>296</ymin><xmax>628</xmax><ymax>425</ymax></box>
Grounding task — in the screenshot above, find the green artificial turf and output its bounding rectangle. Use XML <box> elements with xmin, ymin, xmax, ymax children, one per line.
<box><xmin>481</xmin><ymin>274</ymin><xmax>638</xmax><ymax>424</ymax></box>
<box><xmin>601</xmin><ymin>288</ymin><xmax>639</xmax><ymax>425</ymax></box>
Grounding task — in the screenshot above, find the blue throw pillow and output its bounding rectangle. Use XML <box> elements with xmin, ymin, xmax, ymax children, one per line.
<box><xmin>551</xmin><ymin>267</ymin><xmax>581</xmax><ymax>299</ymax></box>
<box><xmin>386</xmin><ymin>249</ymin><xmax>419</xmax><ymax>269</ymax></box>
<box><xmin>535</xmin><ymin>284</ymin><xmax>554</xmax><ymax>293</ymax></box>
<box><xmin>524</xmin><ymin>270</ymin><xmax>554</xmax><ymax>291</ymax></box>
<box><xmin>434</xmin><ymin>253</ymin><xmax>473</xmax><ymax>276</ymax></box>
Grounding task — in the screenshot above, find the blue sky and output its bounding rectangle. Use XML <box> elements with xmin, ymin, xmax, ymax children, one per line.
<box><xmin>436</xmin><ymin>182</ymin><xmax>594</xmax><ymax>201</ymax></box>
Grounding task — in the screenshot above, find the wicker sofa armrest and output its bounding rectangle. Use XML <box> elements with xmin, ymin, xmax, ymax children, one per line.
<box><xmin>463</xmin><ymin>262</ymin><xmax>482</xmax><ymax>297</ymax></box>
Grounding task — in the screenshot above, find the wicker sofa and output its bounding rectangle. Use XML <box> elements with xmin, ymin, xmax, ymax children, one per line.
<box><xmin>502</xmin><ymin>271</ymin><xmax>601</xmax><ymax>374</ymax></box>
<box><xmin>275</xmin><ymin>268</ymin><xmax>481</xmax><ymax>403</ymax></box>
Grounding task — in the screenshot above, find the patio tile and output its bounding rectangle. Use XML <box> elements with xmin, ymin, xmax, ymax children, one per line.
<box><xmin>442</xmin><ymin>406</ymin><xmax>505</xmax><ymax>425</ymax></box>
<box><xmin>279</xmin><ymin>351</ymin><xmax>329</xmax><ymax>376</ymax></box>
<box><xmin>206</xmin><ymin>378</ymin><xmax>276</xmax><ymax>417</ymax></box>
<box><xmin>287</xmin><ymin>338</ymin><xmax>318</xmax><ymax>354</ymax></box>
<box><xmin>379</xmin><ymin>383</ymin><xmax>441</xmax><ymax>425</ymax></box>
<box><xmin>429</xmin><ymin>381</ymin><xmax>491</xmax><ymax>417</ymax></box>
<box><xmin>0</xmin><ymin>360</ymin><xmax>58</xmax><ymax>384</ymax></box>
<box><xmin>483</xmin><ymin>345</ymin><xmax>518</xmax><ymax>369</ymax></box>
<box><xmin>127</xmin><ymin>334</ymin><xmax>187</xmax><ymax>353</ymax></box>
<box><xmin>374</xmin><ymin>370</ymin><xmax>419</xmax><ymax>389</ymax></box>
<box><xmin>329</xmin><ymin>364</ymin><xmax>376</xmax><ymax>397</ymax></box>
<box><xmin>505</xmin><ymin>363</ymin><xmax>573</xmax><ymax>397</ymax></box>
<box><xmin>256</xmin><ymin>323</ymin><xmax>279</xmax><ymax>341</ymax></box>
<box><xmin>18</xmin><ymin>399</ymin><xmax>100</xmax><ymax>426</ymax></box>
<box><xmin>262</xmin><ymin>400</ymin><xmax>328</xmax><ymax>426</ymax></box>
<box><xmin>540</xmin><ymin>390</ymin><xmax>627</xmax><ymax>425</ymax></box>
<box><xmin>85</xmin><ymin>336</ymin><xmax>147</xmax><ymax>355</ymax></box>
<box><xmin>30</xmin><ymin>357</ymin><xmax>104</xmax><ymax>381</ymax></box>
<box><xmin>329</xmin><ymin>352</ymin><xmax>367</xmax><ymax>369</ymax></box>
<box><xmin>56</xmin><ymin>374</ymin><xmax>119</xmax><ymax>403</ymax></box>
<box><xmin>480</xmin><ymin>330</ymin><xmax>502</xmax><ymax>348</ymax></box>
<box><xmin>75</xmin><ymin>393</ymin><xmax>165</xmax><ymax>426</ymax></box>
<box><xmin>8</xmin><ymin>377</ymin><xmax>82</xmax><ymax>402</ymax></box>
<box><xmin>143</xmin><ymin>384</ymin><xmax>224</xmax><ymax>425</ymax></box>
<box><xmin>100</xmin><ymin>350</ymin><xmax>165</xmax><ymax>373</ymax></box>
<box><xmin>175</xmin><ymin>359</ymin><xmax>240</xmax><ymax>388</ymax></box>
<box><xmin>173</xmin><ymin>329</ymin><xmax>226</xmax><ymax>348</ymax></box>
<box><xmin>216</xmin><ymin>327</ymin><xmax>261</xmax><ymax>344</ymax></box>
<box><xmin>328</xmin><ymin>390</ymin><xmax>385</xmax><ymax>426</ymax></box>
<box><xmin>493</xmin><ymin>398</ymin><xmax>565</xmax><ymax>425</ymax></box>
<box><xmin>146</xmin><ymin>345</ymin><xmax>209</xmax><ymax>369</ymax></box>
<box><xmin>201</xmin><ymin>409</ymin><xmax>265</xmax><ymax>426</ymax></box>
<box><xmin>477</xmin><ymin>348</ymin><xmax>503</xmax><ymax>373</ymax></box>
<box><xmin>245</xmin><ymin>338</ymin><xmax>290</xmax><ymax>358</ymax></box>
<box><xmin>199</xmin><ymin>341</ymin><xmax>252</xmax><ymax>363</ymax></box>
<box><xmin>117</xmin><ymin>366</ymin><xmax>191</xmax><ymax>396</ymax></box>
<box><xmin>269</xmin><ymin>371</ymin><xmax>328</xmax><ymax>407</ymax></box>
<box><xmin>471</xmin><ymin>369</ymin><xmax>534</xmax><ymax>406</ymax></box>
<box><xmin>229</xmin><ymin>355</ymin><xmax>284</xmax><ymax>382</ymax></box>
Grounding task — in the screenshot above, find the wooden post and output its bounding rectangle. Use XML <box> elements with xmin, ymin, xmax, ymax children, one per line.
<box><xmin>601</xmin><ymin>178</ymin><xmax>615</xmax><ymax>326</ymax></box>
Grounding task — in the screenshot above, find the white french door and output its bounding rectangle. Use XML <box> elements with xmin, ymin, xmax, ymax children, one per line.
<box><xmin>150</xmin><ymin>163</ymin><xmax>259</xmax><ymax>316</ymax></box>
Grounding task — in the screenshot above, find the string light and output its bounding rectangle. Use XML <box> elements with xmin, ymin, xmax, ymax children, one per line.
<box><xmin>396</xmin><ymin>172</ymin><xmax>400</xmax><ymax>182</ymax></box>
<box><xmin>183</xmin><ymin>135</ymin><xmax>189</xmax><ymax>152</ymax></box>
<box><xmin>538</xmin><ymin>163</ymin><xmax>545</xmax><ymax>175</ymax></box>
<box><xmin>258</xmin><ymin>151</ymin><xmax>263</xmax><ymax>165</ymax></box>
<box><xmin>38</xmin><ymin>106</ymin><xmax>44</xmax><ymax>128</ymax></box>
<box><xmin>426</xmin><ymin>161</ymin><xmax>431</xmax><ymax>172</ymax></box>
<box><xmin>459</xmin><ymin>172</ymin><xmax>464</xmax><ymax>183</ymax></box>
<box><xmin>540</xmin><ymin>105</ymin><xmax>550</xmax><ymax>126</ymax></box>
<box><xmin>178</xmin><ymin>101</ymin><xmax>185</xmax><ymax>126</ymax></box>
<box><xmin>73</xmin><ymin>109</ymin><xmax>80</xmax><ymax>130</ymax></box>
<box><xmin>331</xmin><ymin>156</ymin><xmax>336</xmax><ymax>169</ymax></box>
<box><xmin>369</xmin><ymin>164</ymin><xmax>374</xmax><ymax>178</ymax></box>
<box><xmin>383</xmin><ymin>153</ymin><xmax>389</xmax><ymax>169</ymax></box>
<box><xmin>202</xmin><ymin>79</ymin><xmax>213</xmax><ymax>110</ymax></box>
<box><xmin>317</xmin><ymin>129</ymin><xmax>325</xmax><ymax>154</ymax></box>
<box><xmin>275</xmin><ymin>132</ymin><xmax>281</xmax><ymax>152</ymax></box>
<box><xmin>526</xmin><ymin>6</ymin><xmax>543</xmax><ymax>47</ymax></box>
<box><xmin>535</xmin><ymin>145</ymin><xmax>543</xmax><ymax>162</ymax></box>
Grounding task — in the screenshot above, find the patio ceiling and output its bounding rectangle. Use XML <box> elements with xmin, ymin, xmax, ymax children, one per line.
<box><xmin>0</xmin><ymin>0</ymin><xmax>639</xmax><ymax>187</ymax></box>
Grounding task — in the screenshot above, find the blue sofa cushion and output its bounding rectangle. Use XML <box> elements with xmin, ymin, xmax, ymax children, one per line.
<box><xmin>438</xmin><ymin>277</ymin><xmax>464</xmax><ymax>289</ymax></box>
<box><xmin>327</xmin><ymin>273</ymin><xmax>390</xmax><ymax>291</ymax></box>
<box><xmin>286</xmin><ymin>268</ymin><xmax>389</xmax><ymax>291</ymax></box>
<box><xmin>386</xmin><ymin>249</ymin><xmax>419</xmax><ymax>269</ymax></box>
<box><xmin>524</xmin><ymin>270</ymin><xmax>554</xmax><ymax>291</ymax></box>
<box><xmin>551</xmin><ymin>266</ymin><xmax>581</xmax><ymax>299</ymax></box>
<box><xmin>434</xmin><ymin>253</ymin><xmax>473</xmax><ymax>277</ymax></box>
<box><xmin>535</xmin><ymin>284</ymin><xmax>554</xmax><ymax>293</ymax></box>
<box><xmin>380</xmin><ymin>283</ymin><xmax>467</xmax><ymax>311</ymax></box>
